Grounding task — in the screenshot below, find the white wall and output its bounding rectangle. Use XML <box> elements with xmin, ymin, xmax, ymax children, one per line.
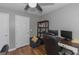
<box><xmin>30</xmin><ymin>17</ymin><xmax>41</xmax><ymax>37</ymax></box>
<box><xmin>42</xmin><ymin>3</ymin><xmax>79</xmax><ymax>40</ymax></box>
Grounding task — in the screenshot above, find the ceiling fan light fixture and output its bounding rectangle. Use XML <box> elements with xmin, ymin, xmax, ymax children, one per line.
<box><xmin>28</xmin><ymin>3</ymin><xmax>37</xmax><ymax>8</ymax></box>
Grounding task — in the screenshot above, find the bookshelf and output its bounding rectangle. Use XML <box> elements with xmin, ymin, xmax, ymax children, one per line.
<box><xmin>37</xmin><ymin>20</ymin><xmax>49</xmax><ymax>38</ymax></box>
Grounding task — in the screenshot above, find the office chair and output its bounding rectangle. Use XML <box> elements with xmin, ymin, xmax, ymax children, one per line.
<box><xmin>43</xmin><ymin>34</ymin><xmax>75</xmax><ymax>55</ymax></box>
<box><xmin>0</xmin><ymin>44</ymin><xmax>9</xmax><ymax>55</ymax></box>
<box><xmin>43</xmin><ymin>35</ymin><xmax>63</xmax><ymax>55</ymax></box>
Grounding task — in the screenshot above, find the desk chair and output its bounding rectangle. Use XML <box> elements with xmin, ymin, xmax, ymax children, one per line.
<box><xmin>43</xmin><ymin>35</ymin><xmax>62</xmax><ymax>55</ymax></box>
<box><xmin>0</xmin><ymin>44</ymin><xmax>9</xmax><ymax>55</ymax></box>
<box><xmin>43</xmin><ymin>35</ymin><xmax>74</xmax><ymax>55</ymax></box>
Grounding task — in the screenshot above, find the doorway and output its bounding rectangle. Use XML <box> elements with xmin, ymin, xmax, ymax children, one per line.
<box><xmin>15</xmin><ymin>15</ymin><xmax>30</xmax><ymax>48</ymax></box>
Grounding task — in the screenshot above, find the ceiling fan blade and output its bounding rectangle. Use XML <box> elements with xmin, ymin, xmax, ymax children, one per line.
<box><xmin>24</xmin><ymin>4</ymin><xmax>30</xmax><ymax>10</ymax></box>
<box><xmin>39</xmin><ymin>3</ymin><xmax>54</xmax><ymax>6</ymax></box>
<box><xmin>36</xmin><ymin>3</ymin><xmax>43</xmax><ymax>12</ymax></box>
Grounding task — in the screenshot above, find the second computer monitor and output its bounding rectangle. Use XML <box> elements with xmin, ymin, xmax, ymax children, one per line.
<box><xmin>61</xmin><ymin>30</ymin><xmax>72</xmax><ymax>40</ymax></box>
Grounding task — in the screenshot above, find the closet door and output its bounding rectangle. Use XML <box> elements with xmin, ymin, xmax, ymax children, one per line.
<box><xmin>15</xmin><ymin>15</ymin><xmax>30</xmax><ymax>48</ymax></box>
<box><xmin>0</xmin><ymin>13</ymin><xmax>9</xmax><ymax>50</ymax></box>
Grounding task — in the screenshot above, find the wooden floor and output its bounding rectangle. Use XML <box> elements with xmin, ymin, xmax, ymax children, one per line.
<box><xmin>8</xmin><ymin>45</ymin><xmax>47</xmax><ymax>55</ymax></box>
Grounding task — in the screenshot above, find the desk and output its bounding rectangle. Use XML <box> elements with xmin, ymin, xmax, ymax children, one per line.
<box><xmin>58</xmin><ymin>39</ymin><xmax>79</xmax><ymax>55</ymax></box>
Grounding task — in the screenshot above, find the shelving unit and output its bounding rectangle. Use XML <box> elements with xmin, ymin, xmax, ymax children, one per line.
<box><xmin>37</xmin><ymin>20</ymin><xmax>49</xmax><ymax>38</ymax></box>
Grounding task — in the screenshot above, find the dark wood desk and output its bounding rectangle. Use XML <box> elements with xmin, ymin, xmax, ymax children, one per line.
<box><xmin>43</xmin><ymin>35</ymin><xmax>79</xmax><ymax>54</ymax></box>
<box><xmin>58</xmin><ymin>39</ymin><xmax>79</xmax><ymax>54</ymax></box>
<box><xmin>59</xmin><ymin>39</ymin><xmax>79</xmax><ymax>48</ymax></box>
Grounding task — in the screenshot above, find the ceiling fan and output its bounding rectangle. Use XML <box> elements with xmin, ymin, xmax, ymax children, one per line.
<box><xmin>24</xmin><ymin>3</ymin><xmax>42</xmax><ymax>12</ymax></box>
<box><xmin>24</xmin><ymin>3</ymin><xmax>54</xmax><ymax>12</ymax></box>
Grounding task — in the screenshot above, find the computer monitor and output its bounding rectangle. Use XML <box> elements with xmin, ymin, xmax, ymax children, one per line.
<box><xmin>61</xmin><ymin>30</ymin><xmax>72</xmax><ymax>40</ymax></box>
<box><xmin>48</xmin><ymin>30</ymin><xmax>58</xmax><ymax>36</ymax></box>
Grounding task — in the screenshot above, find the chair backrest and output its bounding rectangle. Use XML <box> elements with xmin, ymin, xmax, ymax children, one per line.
<box><xmin>43</xmin><ymin>35</ymin><xmax>60</xmax><ymax>55</ymax></box>
<box><xmin>1</xmin><ymin>44</ymin><xmax>9</xmax><ymax>55</ymax></box>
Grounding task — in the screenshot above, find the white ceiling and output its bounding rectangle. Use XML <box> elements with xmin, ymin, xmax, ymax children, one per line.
<box><xmin>0</xmin><ymin>3</ymin><xmax>69</xmax><ymax>16</ymax></box>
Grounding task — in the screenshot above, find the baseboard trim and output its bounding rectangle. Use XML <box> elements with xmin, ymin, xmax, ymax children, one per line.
<box><xmin>9</xmin><ymin>48</ymin><xmax>16</xmax><ymax>52</ymax></box>
<box><xmin>9</xmin><ymin>44</ymin><xmax>29</xmax><ymax>52</ymax></box>
<box><xmin>15</xmin><ymin>43</ymin><xmax>29</xmax><ymax>49</ymax></box>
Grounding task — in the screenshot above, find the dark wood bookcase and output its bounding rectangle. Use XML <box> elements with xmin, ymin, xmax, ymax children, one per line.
<box><xmin>37</xmin><ymin>20</ymin><xmax>49</xmax><ymax>38</ymax></box>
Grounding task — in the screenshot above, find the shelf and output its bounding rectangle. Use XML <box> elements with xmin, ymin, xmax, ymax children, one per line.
<box><xmin>38</xmin><ymin>27</ymin><xmax>48</xmax><ymax>28</ymax></box>
<box><xmin>38</xmin><ymin>32</ymin><xmax>44</xmax><ymax>34</ymax></box>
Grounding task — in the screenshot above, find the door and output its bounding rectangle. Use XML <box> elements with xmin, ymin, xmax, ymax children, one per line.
<box><xmin>0</xmin><ymin>12</ymin><xmax>9</xmax><ymax>50</ymax></box>
<box><xmin>15</xmin><ymin>15</ymin><xmax>30</xmax><ymax>48</ymax></box>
